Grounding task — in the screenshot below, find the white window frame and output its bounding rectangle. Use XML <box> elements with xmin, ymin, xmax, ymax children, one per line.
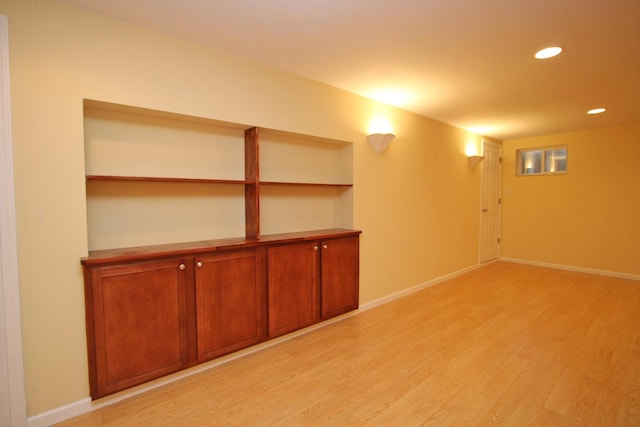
<box><xmin>516</xmin><ymin>145</ymin><xmax>568</xmax><ymax>176</ymax></box>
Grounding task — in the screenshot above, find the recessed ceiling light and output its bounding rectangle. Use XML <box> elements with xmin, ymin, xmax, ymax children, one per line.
<box><xmin>587</xmin><ymin>108</ymin><xmax>606</xmax><ymax>115</ymax></box>
<box><xmin>535</xmin><ymin>47</ymin><xmax>563</xmax><ymax>59</ymax></box>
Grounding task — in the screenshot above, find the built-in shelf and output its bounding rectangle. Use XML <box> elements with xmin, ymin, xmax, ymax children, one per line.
<box><xmin>86</xmin><ymin>175</ymin><xmax>353</xmax><ymax>188</ymax></box>
<box><xmin>81</xmin><ymin>100</ymin><xmax>359</xmax><ymax>400</ymax></box>
<box><xmin>83</xmin><ymin>99</ymin><xmax>354</xmax><ymax>251</ymax></box>
<box><xmin>259</xmin><ymin>181</ymin><xmax>353</xmax><ymax>188</ymax></box>
<box><xmin>86</xmin><ymin>175</ymin><xmax>250</xmax><ymax>185</ymax></box>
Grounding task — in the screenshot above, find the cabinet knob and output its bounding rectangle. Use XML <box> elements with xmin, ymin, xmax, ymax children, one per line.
<box><xmin>313</xmin><ymin>246</ymin><xmax>319</xmax><ymax>251</ymax></box>
<box><xmin>322</xmin><ymin>244</ymin><xmax>328</xmax><ymax>250</ymax></box>
<box><xmin>196</xmin><ymin>261</ymin><xmax>203</xmax><ymax>268</ymax></box>
<box><xmin>179</xmin><ymin>263</ymin><xmax>186</xmax><ymax>271</ymax></box>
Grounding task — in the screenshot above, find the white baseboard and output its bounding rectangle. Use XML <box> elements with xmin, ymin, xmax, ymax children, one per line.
<box><xmin>28</xmin><ymin>398</ymin><xmax>93</xmax><ymax>427</ymax></box>
<box><xmin>358</xmin><ymin>262</ymin><xmax>484</xmax><ymax>312</ymax></box>
<box><xmin>499</xmin><ymin>257</ymin><xmax>640</xmax><ymax>281</ymax></box>
<box><xmin>28</xmin><ymin>261</ymin><xmax>485</xmax><ymax>426</ymax></box>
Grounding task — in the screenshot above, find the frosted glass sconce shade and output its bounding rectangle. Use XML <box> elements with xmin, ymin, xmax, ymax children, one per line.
<box><xmin>467</xmin><ymin>155</ymin><xmax>485</xmax><ymax>168</ymax></box>
<box><xmin>367</xmin><ymin>133</ymin><xmax>395</xmax><ymax>154</ymax></box>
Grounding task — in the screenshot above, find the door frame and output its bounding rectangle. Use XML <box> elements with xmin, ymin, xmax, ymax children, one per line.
<box><xmin>478</xmin><ymin>138</ymin><xmax>502</xmax><ymax>263</ymax></box>
<box><xmin>0</xmin><ymin>14</ymin><xmax>28</xmax><ymax>427</ymax></box>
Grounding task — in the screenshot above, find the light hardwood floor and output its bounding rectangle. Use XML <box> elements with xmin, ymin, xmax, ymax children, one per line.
<box><xmin>56</xmin><ymin>261</ymin><xmax>640</xmax><ymax>426</ymax></box>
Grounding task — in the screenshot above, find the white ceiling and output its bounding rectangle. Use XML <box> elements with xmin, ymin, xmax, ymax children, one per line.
<box><xmin>59</xmin><ymin>0</ymin><xmax>640</xmax><ymax>140</ymax></box>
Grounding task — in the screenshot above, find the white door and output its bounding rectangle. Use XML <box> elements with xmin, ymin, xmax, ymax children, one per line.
<box><xmin>479</xmin><ymin>140</ymin><xmax>502</xmax><ymax>263</ymax></box>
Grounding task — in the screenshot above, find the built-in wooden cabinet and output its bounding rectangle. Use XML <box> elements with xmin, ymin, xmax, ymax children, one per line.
<box><xmin>81</xmin><ymin>100</ymin><xmax>360</xmax><ymax>399</ymax></box>
<box><xmin>82</xmin><ymin>231</ymin><xmax>359</xmax><ymax>399</ymax></box>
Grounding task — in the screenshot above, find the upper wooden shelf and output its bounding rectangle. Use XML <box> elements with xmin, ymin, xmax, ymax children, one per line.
<box><xmin>86</xmin><ymin>175</ymin><xmax>249</xmax><ymax>185</ymax></box>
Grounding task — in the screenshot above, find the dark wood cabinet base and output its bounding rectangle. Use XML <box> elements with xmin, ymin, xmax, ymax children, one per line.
<box><xmin>82</xmin><ymin>229</ymin><xmax>360</xmax><ymax>399</ymax></box>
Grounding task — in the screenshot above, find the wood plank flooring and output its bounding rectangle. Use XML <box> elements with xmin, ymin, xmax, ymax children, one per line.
<box><xmin>56</xmin><ymin>261</ymin><xmax>640</xmax><ymax>426</ymax></box>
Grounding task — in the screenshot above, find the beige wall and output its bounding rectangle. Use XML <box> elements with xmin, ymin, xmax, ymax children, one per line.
<box><xmin>3</xmin><ymin>0</ymin><xmax>483</xmax><ymax>415</ymax></box>
<box><xmin>502</xmin><ymin>124</ymin><xmax>640</xmax><ymax>275</ymax></box>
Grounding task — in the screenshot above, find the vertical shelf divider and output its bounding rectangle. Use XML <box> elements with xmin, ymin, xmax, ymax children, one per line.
<box><xmin>244</xmin><ymin>127</ymin><xmax>260</xmax><ymax>240</ymax></box>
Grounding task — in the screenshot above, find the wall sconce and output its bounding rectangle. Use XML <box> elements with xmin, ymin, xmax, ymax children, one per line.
<box><xmin>367</xmin><ymin>133</ymin><xmax>396</xmax><ymax>154</ymax></box>
<box><xmin>467</xmin><ymin>155</ymin><xmax>485</xmax><ymax>169</ymax></box>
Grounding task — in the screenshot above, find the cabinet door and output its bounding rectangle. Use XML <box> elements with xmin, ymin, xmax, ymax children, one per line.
<box><xmin>267</xmin><ymin>242</ymin><xmax>320</xmax><ymax>337</ymax></box>
<box><xmin>321</xmin><ymin>236</ymin><xmax>360</xmax><ymax>319</ymax></box>
<box><xmin>195</xmin><ymin>249</ymin><xmax>266</xmax><ymax>361</ymax></box>
<box><xmin>86</xmin><ymin>258</ymin><xmax>191</xmax><ymax>398</ymax></box>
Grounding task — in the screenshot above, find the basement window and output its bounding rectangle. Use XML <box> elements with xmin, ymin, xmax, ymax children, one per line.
<box><xmin>517</xmin><ymin>146</ymin><xmax>568</xmax><ymax>176</ymax></box>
